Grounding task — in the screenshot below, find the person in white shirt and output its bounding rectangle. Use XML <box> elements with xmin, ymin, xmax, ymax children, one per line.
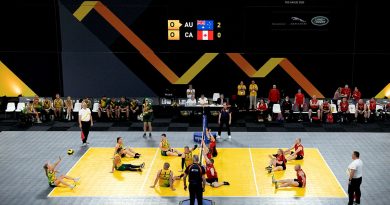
<box><xmin>186</xmin><ymin>84</ymin><xmax>195</xmax><ymax>99</ymax></box>
<box><xmin>79</xmin><ymin>101</ymin><xmax>93</xmax><ymax>146</ymax></box>
<box><xmin>186</xmin><ymin>95</ymin><xmax>197</xmax><ymax>106</ymax></box>
<box><xmin>347</xmin><ymin>151</ymin><xmax>363</xmax><ymax>205</ymax></box>
<box><xmin>198</xmin><ymin>94</ymin><xmax>208</xmax><ymax>105</ymax></box>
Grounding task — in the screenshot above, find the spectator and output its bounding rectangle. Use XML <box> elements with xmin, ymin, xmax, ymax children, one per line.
<box><xmin>256</xmin><ymin>99</ymin><xmax>268</xmax><ymax>122</ymax></box>
<box><xmin>216</xmin><ymin>94</ymin><xmax>227</xmax><ymax>106</ymax></box>
<box><xmin>281</xmin><ymin>96</ymin><xmax>293</xmax><ymax>121</ymax></box>
<box><xmin>198</xmin><ymin>94</ymin><xmax>208</xmax><ymax>105</ymax></box>
<box><xmin>32</xmin><ymin>96</ymin><xmax>43</xmax><ymax>123</ymax></box>
<box><xmin>249</xmin><ymin>80</ymin><xmax>258</xmax><ymax>110</ymax></box>
<box><xmin>186</xmin><ymin>95</ymin><xmax>197</xmax><ymax>106</ymax></box>
<box><xmin>64</xmin><ymin>96</ymin><xmax>73</xmax><ymax>121</ymax></box>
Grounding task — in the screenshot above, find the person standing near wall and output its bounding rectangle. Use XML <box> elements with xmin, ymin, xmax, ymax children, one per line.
<box><xmin>79</xmin><ymin>101</ymin><xmax>93</xmax><ymax>146</ymax></box>
<box><xmin>142</xmin><ymin>98</ymin><xmax>153</xmax><ymax>138</ymax></box>
<box><xmin>347</xmin><ymin>151</ymin><xmax>363</xmax><ymax>205</ymax></box>
<box><xmin>249</xmin><ymin>80</ymin><xmax>258</xmax><ymax>111</ymax></box>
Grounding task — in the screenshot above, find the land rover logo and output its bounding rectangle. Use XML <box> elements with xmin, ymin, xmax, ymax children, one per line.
<box><xmin>311</xmin><ymin>16</ymin><xmax>329</xmax><ymax>26</ymax></box>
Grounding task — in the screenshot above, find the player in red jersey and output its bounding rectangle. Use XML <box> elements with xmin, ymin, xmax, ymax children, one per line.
<box><xmin>284</xmin><ymin>138</ymin><xmax>304</xmax><ymax>161</ymax></box>
<box><xmin>257</xmin><ymin>99</ymin><xmax>268</xmax><ymax>122</ymax></box>
<box><xmin>272</xmin><ymin>164</ymin><xmax>306</xmax><ymax>189</ymax></box>
<box><xmin>338</xmin><ymin>97</ymin><xmax>350</xmax><ymax>123</ymax></box>
<box><xmin>341</xmin><ymin>84</ymin><xmax>351</xmax><ymax>99</ymax></box>
<box><xmin>355</xmin><ymin>99</ymin><xmax>367</xmax><ymax>122</ymax></box>
<box><xmin>352</xmin><ymin>87</ymin><xmax>361</xmax><ymax>103</ymax></box>
<box><xmin>321</xmin><ymin>99</ymin><xmax>331</xmax><ymax>121</ymax></box>
<box><xmin>308</xmin><ymin>95</ymin><xmax>321</xmax><ymax>122</ymax></box>
<box><xmin>294</xmin><ymin>89</ymin><xmax>305</xmax><ymax>121</ymax></box>
<box><xmin>201</xmin><ymin>140</ymin><xmax>230</xmax><ymax>188</ymax></box>
<box><xmin>265</xmin><ymin>149</ymin><xmax>287</xmax><ymax>173</ymax></box>
<box><xmin>367</xmin><ymin>98</ymin><xmax>377</xmax><ymax>120</ymax></box>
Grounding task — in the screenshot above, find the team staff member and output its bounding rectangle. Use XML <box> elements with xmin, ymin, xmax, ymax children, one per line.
<box><xmin>217</xmin><ymin>102</ymin><xmax>232</xmax><ymax>139</ymax></box>
<box><xmin>142</xmin><ymin>98</ymin><xmax>153</xmax><ymax>138</ymax></box>
<box><xmin>284</xmin><ymin>138</ymin><xmax>304</xmax><ymax>161</ymax></box>
<box><xmin>308</xmin><ymin>95</ymin><xmax>320</xmax><ymax>122</ymax></box>
<box><xmin>268</xmin><ymin>84</ymin><xmax>281</xmax><ymax>113</ymax></box>
<box><xmin>184</xmin><ymin>155</ymin><xmax>206</xmax><ymax>205</ymax></box>
<box><xmin>79</xmin><ymin>101</ymin><xmax>93</xmax><ymax>146</ymax></box>
<box><xmin>347</xmin><ymin>151</ymin><xmax>363</xmax><ymax>205</ymax></box>
<box><xmin>294</xmin><ymin>89</ymin><xmax>305</xmax><ymax>121</ymax></box>
<box><xmin>237</xmin><ymin>81</ymin><xmax>246</xmax><ymax>111</ymax></box>
<box><xmin>338</xmin><ymin>97</ymin><xmax>350</xmax><ymax>123</ymax></box>
<box><xmin>321</xmin><ymin>99</ymin><xmax>331</xmax><ymax>121</ymax></box>
<box><xmin>355</xmin><ymin>99</ymin><xmax>367</xmax><ymax>122</ymax></box>
<box><xmin>249</xmin><ymin>80</ymin><xmax>258</xmax><ymax>110</ymax></box>
<box><xmin>53</xmin><ymin>94</ymin><xmax>64</xmax><ymax>120</ymax></box>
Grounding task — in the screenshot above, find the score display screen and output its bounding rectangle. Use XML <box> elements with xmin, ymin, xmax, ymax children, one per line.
<box><xmin>167</xmin><ymin>20</ymin><xmax>222</xmax><ymax>41</ymax></box>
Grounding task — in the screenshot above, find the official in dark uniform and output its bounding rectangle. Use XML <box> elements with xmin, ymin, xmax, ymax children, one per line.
<box><xmin>184</xmin><ymin>155</ymin><xmax>206</xmax><ymax>205</ymax></box>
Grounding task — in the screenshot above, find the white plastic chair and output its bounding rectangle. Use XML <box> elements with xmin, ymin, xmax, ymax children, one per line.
<box><xmin>272</xmin><ymin>104</ymin><xmax>281</xmax><ymax>114</ymax></box>
<box><xmin>348</xmin><ymin>104</ymin><xmax>356</xmax><ymax>114</ymax></box>
<box><xmin>73</xmin><ymin>102</ymin><xmax>81</xmax><ymax>113</ymax></box>
<box><xmin>92</xmin><ymin>102</ymin><xmax>99</xmax><ymax>112</ymax></box>
<box><xmin>5</xmin><ymin>102</ymin><xmax>16</xmax><ymax>119</ymax></box>
<box><xmin>330</xmin><ymin>104</ymin><xmax>337</xmax><ymax>114</ymax></box>
<box><xmin>15</xmin><ymin>103</ymin><xmax>26</xmax><ymax>112</ymax></box>
<box><xmin>212</xmin><ymin>93</ymin><xmax>220</xmax><ymax>102</ymax></box>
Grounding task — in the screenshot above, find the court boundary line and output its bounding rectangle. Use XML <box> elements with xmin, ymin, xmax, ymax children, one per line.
<box><xmin>248</xmin><ymin>147</ymin><xmax>260</xmax><ymax>196</ymax></box>
<box><xmin>48</xmin><ymin>147</ymin><xmax>92</xmax><ymax>197</ymax></box>
<box><xmin>138</xmin><ymin>148</ymin><xmax>159</xmax><ymax>195</ymax></box>
<box><xmin>315</xmin><ymin>148</ymin><xmax>348</xmax><ymax>197</ymax></box>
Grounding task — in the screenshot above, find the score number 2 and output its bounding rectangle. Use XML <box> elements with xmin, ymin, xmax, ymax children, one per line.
<box><xmin>217</xmin><ymin>22</ymin><xmax>221</xmax><ymax>38</ymax></box>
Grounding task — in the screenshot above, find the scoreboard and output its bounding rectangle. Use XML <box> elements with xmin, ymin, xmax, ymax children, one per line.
<box><xmin>168</xmin><ymin>20</ymin><xmax>222</xmax><ymax>41</ymax></box>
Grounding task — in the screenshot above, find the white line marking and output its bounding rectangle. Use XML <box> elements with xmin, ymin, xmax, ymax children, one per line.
<box><xmin>248</xmin><ymin>148</ymin><xmax>260</xmax><ymax>196</ymax></box>
<box><xmin>316</xmin><ymin>148</ymin><xmax>348</xmax><ymax>197</ymax></box>
<box><xmin>48</xmin><ymin>147</ymin><xmax>92</xmax><ymax>197</ymax></box>
<box><xmin>138</xmin><ymin>148</ymin><xmax>159</xmax><ymax>195</ymax></box>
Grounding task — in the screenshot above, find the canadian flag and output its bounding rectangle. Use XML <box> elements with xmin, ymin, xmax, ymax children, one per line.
<box><xmin>197</xmin><ymin>30</ymin><xmax>214</xmax><ymax>40</ymax></box>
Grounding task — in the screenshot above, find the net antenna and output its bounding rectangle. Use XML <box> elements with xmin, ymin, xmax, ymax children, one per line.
<box><xmin>200</xmin><ymin>106</ymin><xmax>207</xmax><ymax>166</ymax></box>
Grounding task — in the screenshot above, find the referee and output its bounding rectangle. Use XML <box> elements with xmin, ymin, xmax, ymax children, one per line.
<box><xmin>79</xmin><ymin>101</ymin><xmax>93</xmax><ymax>146</ymax></box>
<box><xmin>347</xmin><ymin>151</ymin><xmax>363</xmax><ymax>205</ymax></box>
<box><xmin>184</xmin><ymin>155</ymin><xmax>206</xmax><ymax>205</ymax></box>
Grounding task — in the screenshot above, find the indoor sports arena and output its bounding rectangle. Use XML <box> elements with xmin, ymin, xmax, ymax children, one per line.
<box><xmin>0</xmin><ymin>0</ymin><xmax>389</xmax><ymax>205</ymax></box>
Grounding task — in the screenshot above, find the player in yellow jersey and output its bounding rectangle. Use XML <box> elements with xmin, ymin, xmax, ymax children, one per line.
<box><xmin>111</xmin><ymin>147</ymin><xmax>145</xmax><ymax>172</ymax></box>
<box><xmin>150</xmin><ymin>162</ymin><xmax>184</xmax><ymax>191</ymax></box>
<box><xmin>53</xmin><ymin>94</ymin><xmax>64</xmax><ymax>120</ymax></box>
<box><xmin>180</xmin><ymin>145</ymin><xmax>198</xmax><ymax>172</ymax></box>
<box><xmin>114</xmin><ymin>137</ymin><xmax>140</xmax><ymax>158</ymax></box>
<box><xmin>159</xmin><ymin>134</ymin><xmax>182</xmax><ymax>156</ymax></box>
<box><xmin>43</xmin><ymin>156</ymin><xmax>79</xmax><ymax>189</ymax></box>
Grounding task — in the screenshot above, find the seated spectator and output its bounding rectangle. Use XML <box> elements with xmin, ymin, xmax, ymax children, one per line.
<box><xmin>256</xmin><ymin>99</ymin><xmax>268</xmax><ymax>122</ymax></box>
<box><xmin>117</xmin><ymin>97</ymin><xmax>129</xmax><ymax>120</ymax></box>
<box><xmin>198</xmin><ymin>94</ymin><xmax>208</xmax><ymax>105</ymax></box>
<box><xmin>338</xmin><ymin>97</ymin><xmax>349</xmax><ymax>123</ymax></box>
<box><xmin>352</xmin><ymin>87</ymin><xmax>361</xmax><ymax>104</ymax></box>
<box><xmin>186</xmin><ymin>84</ymin><xmax>195</xmax><ymax>99</ymax></box>
<box><xmin>32</xmin><ymin>96</ymin><xmax>43</xmax><ymax>123</ymax></box>
<box><xmin>268</xmin><ymin>85</ymin><xmax>280</xmax><ymax>113</ymax></box>
<box><xmin>355</xmin><ymin>99</ymin><xmax>367</xmax><ymax>122</ymax></box>
<box><xmin>321</xmin><ymin>99</ymin><xmax>331</xmax><ymax>121</ymax></box>
<box><xmin>333</xmin><ymin>87</ymin><xmax>341</xmax><ymax>106</ymax></box>
<box><xmin>129</xmin><ymin>98</ymin><xmax>139</xmax><ymax>121</ymax></box>
<box><xmin>98</xmin><ymin>96</ymin><xmax>110</xmax><ymax>119</ymax></box>
<box><xmin>217</xmin><ymin>94</ymin><xmax>227</xmax><ymax>106</ymax></box>
<box><xmin>64</xmin><ymin>96</ymin><xmax>73</xmax><ymax>121</ymax></box>
<box><xmin>367</xmin><ymin>98</ymin><xmax>377</xmax><ymax>120</ymax></box>
<box><xmin>308</xmin><ymin>95</ymin><xmax>320</xmax><ymax>122</ymax></box>
<box><xmin>281</xmin><ymin>96</ymin><xmax>293</xmax><ymax>121</ymax></box>
<box><xmin>294</xmin><ymin>89</ymin><xmax>305</xmax><ymax>122</ymax></box>
<box><xmin>186</xmin><ymin>95</ymin><xmax>197</xmax><ymax>106</ymax></box>
<box><xmin>53</xmin><ymin>94</ymin><xmax>64</xmax><ymax>120</ymax></box>
<box><xmin>42</xmin><ymin>97</ymin><xmax>53</xmax><ymax>122</ymax></box>
<box><xmin>340</xmin><ymin>84</ymin><xmax>351</xmax><ymax>99</ymax></box>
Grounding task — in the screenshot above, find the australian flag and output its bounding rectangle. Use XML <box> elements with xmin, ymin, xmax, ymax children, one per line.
<box><xmin>197</xmin><ymin>20</ymin><xmax>214</xmax><ymax>30</ymax></box>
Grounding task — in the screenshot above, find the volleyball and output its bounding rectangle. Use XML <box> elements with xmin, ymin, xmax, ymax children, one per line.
<box><xmin>67</xmin><ymin>149</ymin><xmax>74</xmax><ymax>155</ymax></box>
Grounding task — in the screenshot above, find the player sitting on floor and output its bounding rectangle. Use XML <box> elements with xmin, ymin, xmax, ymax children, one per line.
<box><xmin>180</xmin><ymin>145</ymin><xmax>198</xmax><ymax>172</ymax></box>
<box><xmin>265</xmin><ymin>149</ymin><xmax>287</xmax><ymax>173</ymax></box>
<box><xmin>114</xmin><ymin>137</ymin><xmax>140</xmax><ymax>158</ymax></box>
<box><xmin>284</xmin><ymin>138</ymin><xmax>304</xmax><ymax>161</ymax></box>
<box><xmin>206</xmin><ymin>128</ymin><xmax>218</xmax><ymax>157</ymax></box>
<box><xmin>159</xmin><ymin>134</ymin><xmax>182</xmax><ymax>157</ymax></box>
<box><xmin>201</xmin><ymin>139</ymin><xmax>230</xmax><ymax>188</ymax></box>
<box><xmin>43</xmin><ymin>156</ymin><xmax>79</xmax><ymax>189</ymax></box>
<box><xmin>272</xmin><ymin>164</ymin><xmax>306</xmax><ymax>189</ymax></box>
<box><xmin>111</xmin><ymin>147</ymin><xmax>145</xmax><ymax>172</ymax></box>
<box><xmin>150</xmin><ymin>162</ymin><xmax>184</xmax><ymax>191</ymax></box>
